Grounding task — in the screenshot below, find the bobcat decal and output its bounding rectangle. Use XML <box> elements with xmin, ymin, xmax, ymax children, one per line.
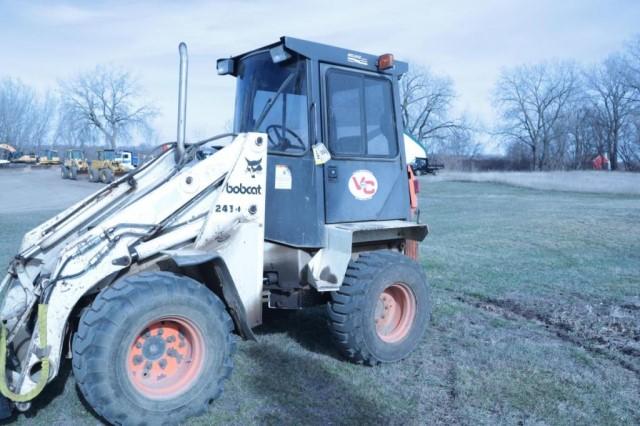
<box><xmin>245</xmin><ymin>158</ymin><xmax>263</xmax><ymax>178</ymax></box>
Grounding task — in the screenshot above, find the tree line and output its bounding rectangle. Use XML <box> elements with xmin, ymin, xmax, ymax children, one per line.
<box><xmin>401</xmin><ymin>35</ymin><xmax>640</xmax><ymax>171</ymax></box>
<box><xmin>0</xmin><ymin>66</ymin><xmax>156</xmax><ymax>152</ymax></box>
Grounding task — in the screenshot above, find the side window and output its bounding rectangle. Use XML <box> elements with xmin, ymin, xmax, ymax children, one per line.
<box><xmin>326</xmin><ymin>71</ymin><xmax>364</xmax><ymax>156</ymax></box>
<box><xmin>326</xmin><ymin>69</ymin><xmax>398</xmax><ymax>157</ymax></box>
<box><xmin>364</xmin><ymin>78</ymin><xmax>397</xmax><ymax>156</ymax></box>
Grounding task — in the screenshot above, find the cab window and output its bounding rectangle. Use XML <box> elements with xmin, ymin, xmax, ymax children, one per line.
<box><xmin>326</xmin><ymin>69</ymin><xmax>398</xmax><ymax>157</ymax></box>
<box><xmin>234</xmin><ymin>52</ymin><xmax>309</xmax><ymax>154</ymax></box>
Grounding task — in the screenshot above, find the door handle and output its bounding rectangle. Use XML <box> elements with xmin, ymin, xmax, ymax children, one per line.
<box><xmin>328</xmin><ymin>166</ymin><xmax>338</xmax><ymax>181</ymax></box>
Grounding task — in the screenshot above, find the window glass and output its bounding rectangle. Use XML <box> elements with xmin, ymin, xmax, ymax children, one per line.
<box><xmin>327</xmin><ymin>71</ymin><xmax>364</xmax><ymax>155</ymax></box>
<box><xmin>326</xmin><ymin>69</ymin><xmax>398</xmax><ymax>157</ymax></box>
<box><xmin>234</xmin><ymin>52</ymin><xmax>308</xmax><ymax>154</ymax></box>
<box><xmin>365</xmin><ymin>78</ymin><xmax>397</xmax><ymax>156</ymax></box>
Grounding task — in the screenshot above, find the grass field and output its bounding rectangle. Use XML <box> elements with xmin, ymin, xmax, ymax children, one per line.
<box><xmin>433</xmin><ymin>170</ymin><xmax>640</xmax><ymax>195</ymax></box>
<box><xmin>0</xmin><ymin>178</ymin><xmax>639</xmax><ymax>425</ymax></box>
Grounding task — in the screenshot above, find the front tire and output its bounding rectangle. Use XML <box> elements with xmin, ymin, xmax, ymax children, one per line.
<box><xmin>72</xmin><ymin>272</ymin><xmax>235</xmax><ymax>426</ymax></box>
<box><xmin>70</xmin><ymin>166</ymin><xmax>78</xmax><ymax>180</ymax></box>
<box><xmin>102</xmin><ymin>168</ymin><xmax>114</xmax><ymax>183</ymax></box>
<box><xmin>327</xmin><ymin>251</ymin><xmax>430</xmax><ymax>365</ymax></box>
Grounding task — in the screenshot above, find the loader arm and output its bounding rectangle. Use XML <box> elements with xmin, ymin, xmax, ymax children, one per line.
<box><xmin>0</xmin><ymin>133</ymin><xmax>267</xmax><ymax>400</ymax></box>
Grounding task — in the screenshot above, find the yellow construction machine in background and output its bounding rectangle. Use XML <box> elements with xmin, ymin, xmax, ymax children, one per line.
<box><xmin>60</xmin><ymin>149</ymin><xmax>89</xmax><ymax>180</ymax></box>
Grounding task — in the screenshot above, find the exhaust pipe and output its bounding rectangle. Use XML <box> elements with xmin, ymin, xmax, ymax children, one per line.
<box><xmin>176</xmin><ymin>42</ymin><xmax>188</xmax><ymax>163</ymax></box>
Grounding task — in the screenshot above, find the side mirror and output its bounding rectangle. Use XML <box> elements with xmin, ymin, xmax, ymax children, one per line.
<box><xmin>216</xmin><ymin>58</ymin><xmax>235</xmax><ymax>76</ymax></box>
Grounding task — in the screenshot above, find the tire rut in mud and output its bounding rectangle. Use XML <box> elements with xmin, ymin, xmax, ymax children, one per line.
<box><xmin>456</xmin><ymin>294</ymin><xmax>640</xmax><ymax>377</ymax></box>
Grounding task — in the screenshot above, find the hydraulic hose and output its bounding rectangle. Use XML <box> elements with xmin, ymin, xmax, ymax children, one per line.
<box><xmin>0</xmin><ymin>304</ymin><xmax>49</xmax><ymax>402</ymax></box>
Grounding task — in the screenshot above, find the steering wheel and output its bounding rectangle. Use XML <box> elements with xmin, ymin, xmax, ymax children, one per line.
<box><xmin>265</xmin><ymin>125</ymin><xmax>305</xmax><ymax>151</ymax></box>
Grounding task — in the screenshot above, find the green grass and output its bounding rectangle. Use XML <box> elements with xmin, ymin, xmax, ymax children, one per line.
<box><xmin>1</xmin><ymin>181</ymin><xmax>639</xmax><ymax>425</ymax></box>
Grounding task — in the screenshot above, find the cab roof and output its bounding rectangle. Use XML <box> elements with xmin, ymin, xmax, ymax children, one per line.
<box><xmin>221</xmin><ymin>36</ymin><xmax>408</xmax><ymax>77</ymax></box>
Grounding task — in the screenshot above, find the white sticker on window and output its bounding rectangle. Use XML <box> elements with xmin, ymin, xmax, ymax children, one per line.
<box><xmin>348</xmin><ymin>170</ymin><xmax>378</xmax><ymax>200</ymax></box>
<box><xmin>274</xmin><ymin>164</ymin><xmax>292</xmax><ymax>190</ymax></box>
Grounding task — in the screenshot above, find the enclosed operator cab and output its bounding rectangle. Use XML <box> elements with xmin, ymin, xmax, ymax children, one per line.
<box><xmin>218</xmin><ymin>37</ymin><xmax>415</xmax><ymax>248</ymax></box>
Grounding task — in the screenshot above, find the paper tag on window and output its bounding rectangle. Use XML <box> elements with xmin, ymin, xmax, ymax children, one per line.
<box><xmin>312</xmin><ymin>143</ymin><xmax>331</xmax><ymax>165</ymax></box>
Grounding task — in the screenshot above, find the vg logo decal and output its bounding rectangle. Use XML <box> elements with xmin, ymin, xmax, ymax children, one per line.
<box><xmin>348</xmin><ymin>170</ymin><xmax>378</xmax><ymax>200</ymax></box>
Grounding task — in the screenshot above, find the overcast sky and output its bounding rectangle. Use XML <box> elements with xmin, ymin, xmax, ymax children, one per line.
<box><xmin>1</xmin><ymin>0</ymin><xmax>639</xmax><ymax>149</ymax></box>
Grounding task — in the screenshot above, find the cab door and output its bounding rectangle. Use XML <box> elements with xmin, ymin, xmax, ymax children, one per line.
<box><xmin>321</xmin><ymin>64</ymin><xmax>408</xmax><ymax>223</ymax></box>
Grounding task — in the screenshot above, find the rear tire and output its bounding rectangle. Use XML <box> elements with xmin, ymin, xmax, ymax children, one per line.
<box><xmin>72</xmin><ymin>272</ymin><xmax>235</xmax><ymax>426</ymax></box>
<box><xmin>327</xmin><ymin>251</ymin><xmax>430</xmax><ymax>365</ymax></box>
<box><xmin>88</xmin><ymin>168</ymin><xmax>97</xmax><ymax>182</ymax></box>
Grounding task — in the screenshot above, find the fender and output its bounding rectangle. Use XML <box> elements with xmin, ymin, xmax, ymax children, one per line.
<box><xmin>164</xmin><ymin>249</ymin><xmax>257</xmax><ymax>341</ymax></box>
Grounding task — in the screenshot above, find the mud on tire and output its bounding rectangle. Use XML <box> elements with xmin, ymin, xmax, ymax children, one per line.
<box><xmin>72</xmin><ymin>272</ymin><xmax>235</xmax><ymax>426</ymax></box>
<box><xmin>327</xmin><ymin>250</ymin><xmax>430</xmax><ymax>365</ymax></box>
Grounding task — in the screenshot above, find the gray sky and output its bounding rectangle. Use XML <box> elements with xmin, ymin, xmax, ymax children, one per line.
<box><xmin>1</xmin><ymin>0</ymin><xmax>639</xmax><ymax>149</ymax></box>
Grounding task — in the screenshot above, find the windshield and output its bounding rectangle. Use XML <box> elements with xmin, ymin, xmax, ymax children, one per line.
<box><xmin>70</xmin><ymin>150</ymin><xmax>83</xmax><ymax>159</ymax></box>
<box><xmin>234</xmin><ymin>52</ymin><xmax>308</xmax><ymax>153</ymax></box>
<box><xmin>102</xmin><ymin>151</ymin><xmax>116</xmax><ymax>161</ymax></box>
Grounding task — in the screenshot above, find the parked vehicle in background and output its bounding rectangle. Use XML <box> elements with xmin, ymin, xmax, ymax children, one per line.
<box><xmin>11</xmin><ymin>151</ymin><xmax>37</xmax><ymax>164</ymax></box>
<box><xmin>37</xmin><ymin>149</ymin><xmax>61</xmax><ymax>166</ymax></box>
<box><xmin>61</xmin><ymin>149</ymin><xmax>89</xmax><ymax>180</ymax></box>
<box><xmin>117</xmin><ymin>150</ymin><xmax>136</xmax><ymax>171</ymax></box>
<box><xmin>411</xmin><ymin>156</ymin><xmax>444</xmax><ymax>175</ymax></box>
<box><xmin>0</xmin><ymin>144</ymin><xmax>16</xmax><ymax>166</ymax></box>
<box><xmin>88</xmin><ymin>149</ymin><xmax>134</xmax><ymax>183</ymax></box>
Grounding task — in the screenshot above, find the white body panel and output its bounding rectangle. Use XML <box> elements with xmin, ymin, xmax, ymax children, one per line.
<box><xmin>0</xmin><ymin>133</ymin><xmax>267</xmax><ymax>396</ymax></box>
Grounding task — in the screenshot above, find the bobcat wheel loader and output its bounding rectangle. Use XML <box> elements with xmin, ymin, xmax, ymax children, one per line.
<box><xmin>0</xmin><ymin>38</ymin><xmax>429</xmax><ymax>425</ymax></box>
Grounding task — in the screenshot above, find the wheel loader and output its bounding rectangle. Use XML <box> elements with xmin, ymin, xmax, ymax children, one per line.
<box><xmin>36</xmin><ymin>149</ymin><xmax>61</xmax><ymax>166</ymax></box>
<box><xmin>0</xmin><ymin>37</ymin><xmax>429</xmax><ymax>425</ymax></box>
<box><xmin>60</xmin><ymin>149</ymin><xmax>89</xmax><ymax>180</ymax></box>
<box><xmin>88</xmin><ymin>149</ymin><xmax>132</xmax><ymax>183</ymax></box>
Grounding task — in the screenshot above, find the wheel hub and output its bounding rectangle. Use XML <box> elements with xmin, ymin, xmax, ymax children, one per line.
<box><xmin>374</xmin><ymin>283</ymin><xmax>417</xmax><ymax>343</ymax></box>
<box><xmin>126</xmin><ymin>317</ymin><xmax>205</xmax><ymax>400</ymax></box>
<box><xmin>141</xmin><ymin>335</ymin><xmax>166</xmax><ymax>361</ymax></box>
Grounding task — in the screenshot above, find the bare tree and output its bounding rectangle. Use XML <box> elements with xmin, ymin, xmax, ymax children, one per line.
<box><xmin>586</xmin><ymin>54</ymin><xmax>636</xmax><ymax>170</ymax></box>
<box><xmin>59</xmin><ymin>66</ymin><xmax>156</xmax><ymax>149</ymax></box>
<box><xmin>0</xmin><ymin>78</ymin><xmax>55</xmax><ymax>150</ymax></box>
<box><xmin>400</xmin><ymin>66</ymin><xmax>462</xmax><ymax>148</ymax></box>
<box><xmin>433</xmin><ymin>114</ymin><xmax>482</xmax><ymax>158</ymax></box>
<box><xmin>624</xmin><ymin>36</ymin><xmax>640</xmax><ymax>94</ymax></box>
<box><xmin>54</xmin><ymin>105</ymin><xmax>99</xmax><ymax>148</ymax></box>
<box><xmin>563</xmin><ymin>103</ymin><xmax>603</xmax><ymax>169</ymax></box>
<box><xmin>493</xmin><ymin>61</ymin><xmax>580</xmax><ymax>170</ymax></box>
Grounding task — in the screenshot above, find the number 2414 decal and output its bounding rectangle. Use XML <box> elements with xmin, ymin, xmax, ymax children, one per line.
<box><xmin>215</xmin><ymin>204</ymin><xmax>241</xmax><ymax>213</ymax></box>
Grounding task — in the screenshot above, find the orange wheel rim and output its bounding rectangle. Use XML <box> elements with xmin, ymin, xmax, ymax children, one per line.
<box><xmin>375</xmin><ymin>283</ymin><xmax>416</xmax><ymax>343</ymax></box>
<box><xmin>126</xmin><ymin>316</ymin><xmax>205</xmax><ymax>400</ymax></box>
